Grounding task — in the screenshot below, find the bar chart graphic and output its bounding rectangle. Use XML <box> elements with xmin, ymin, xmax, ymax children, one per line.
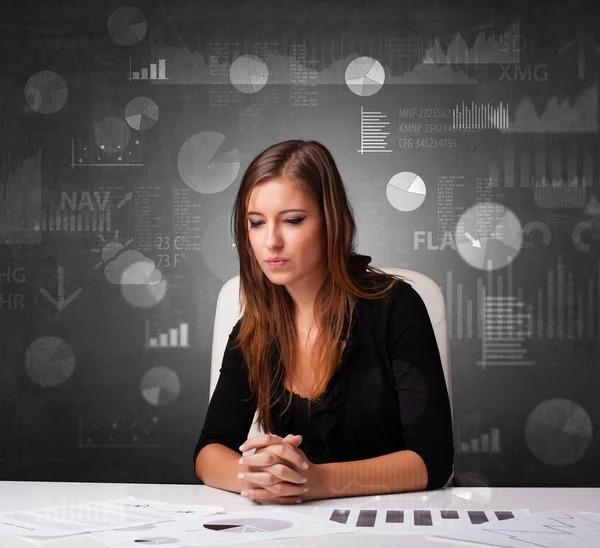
<box><xmin>144</xmin><ymin>318</ymin><xmax>190</xmax><ymax>348</ymax></box>
<box><xmin>36</xmin><ymin>207</ymin><xmax>111</xmax><ymax>233</ymax></box>
<box><xmin>129</xmin><ymin>55</ymin><xmax>168</xmax><ymax>81</ymax></box>
<box><xmin>489</xmin><ymin>134</ymin><xmax>596</xmax><ymax>189</ymax></box>
<box><xmin>358</xmin><ymin>106</ymin><xmax>392</xmax><ymax>154</ymax></box>
<box><xmin>445</xmin><ymin>256</ymin><xmax>600</xmax><ymax>341</ymax></box>
<box><xmin>313</xmin><ymin>507</ymin><xmax>529</xmax><ymax>534</ymax></box>
<box><xmin>457</xmin><ymin>426</ymin><xmax>502</xmax><ymax>454</ymax></box>
<box><xmin>453</xmin><ymin>101</ymin><xmax>509</xmax><ymax>130</ymax></box>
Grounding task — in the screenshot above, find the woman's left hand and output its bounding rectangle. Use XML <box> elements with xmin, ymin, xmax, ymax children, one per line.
<box><xmin>238</xmin><ymin>434</ymin><xmax>323</xmax><ymax>503</ymax></box>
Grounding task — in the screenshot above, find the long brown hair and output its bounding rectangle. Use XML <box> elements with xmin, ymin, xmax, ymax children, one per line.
<box><xmin>230</xmin><ymin>139</ymin><xmax>406</xmax><ymax>433</ymax></box>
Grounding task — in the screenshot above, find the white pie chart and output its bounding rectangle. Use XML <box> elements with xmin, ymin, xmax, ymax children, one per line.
<box><xmin>386</xmin><ymin>172</ymin><xmax>427</xmax><ymax>212</ymax></box>
<box><xmin>230</xmin><ymin>55</ymin><xmax>269</xmax><ymax>94</ymax></box>
<box><xmin>345</xmin><ymin>56</ymin><xmax>385</xmax><ymax>96</ymax></box>
<box><xmin>455</xmin><ymin>202</ymin><xmax>523</xmax><ymax>271</ymax></box>
<box><xmin>177</xmin><ymin>131</ymin><xmax>240</xmax><ymax>194</ymax></box>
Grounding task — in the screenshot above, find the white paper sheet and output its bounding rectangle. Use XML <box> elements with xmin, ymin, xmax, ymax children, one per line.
<box><xmin>431</xmin><ymin>509</ymin><xmax>600</xmax><ymax>548</ymax></box>
<box><xmin>311</xmin><ymin>507</ymin><xmax>531</xmax><ymax>535</ymax></box>
<box><xmin>91</xmin><ymin>508</ymin><xmax>357</xmax><ymax>548</ymax></box>
<box><xmin>0</xmin><ymin>497</ymin><xmax>223</xmax><ymax>539</ymax></box>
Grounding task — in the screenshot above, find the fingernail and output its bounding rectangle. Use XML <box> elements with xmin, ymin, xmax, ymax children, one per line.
<box><xmin>303</xmin><ymin>487</ymin><xmax>309</xmax><ymax>492</ymax></box>
<box><xmin>239</xmin><ymin>458</ymin><xmax>244</xmax><ymax>464</ymax></box>
<box><xmin>241</xmin><ymin>491</ymin><xmax>248</xmax><ymax>497</ymax></box>
<box><xmin>302</xmin><ymin>462</ymin><xmax>309</xmax><ymax>469</ymax></box>
<box><xmin>237</xmin><ymin>473</ymin><xmax>244</xmax><ymax>479</ymax></box>
<box><xmin>301</xmin><ymin>477</ymin><xmax>307</xmax><ymax>483</ymax></box>
<box><xmin>296</xmin><ymin>499</ymin><xmax>302</xmax><ymax>504</ymax></box>
<box><xmin>239</xmin><ymin>444</ymin><xmax>245</xmax><ymax>451</ymax></box>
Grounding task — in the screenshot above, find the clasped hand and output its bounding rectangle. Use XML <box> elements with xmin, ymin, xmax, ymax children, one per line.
<box><xmin>237</xmin><ymin>433</ymin><xmax>319</xmax><ymax>504</ymax></box>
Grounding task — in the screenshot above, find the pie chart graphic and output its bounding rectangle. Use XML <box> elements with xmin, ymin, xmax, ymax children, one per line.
<box><xmin>24</xmin><ymin>71</ymin><xmax>68</xmax><ymax>114</ymax></box>
<box><xmin>125</xmin><ymin>97</ymin><xmax>159</xmax><ymax>131</ymax></box>
<box><xmin>230</xmin><ymin>55</ymin><xmax>269</xmax><ymax>93</ymax></box>
<box><xmin>454</xmin><ymin>202</ymin><xmax>523</xmax><ymax>271</ymax></box>
<box><xmin>107</xmin><ymin>6</ymin><xmax>147</xmax><ymax>45</ymax></box>
<box><xmin>121</xmin><ymin>277</ymin><xmax>167</xmax><ymax>308</ymax></box>
<box><xmin>203</xmin><ymin>517</ymin><xmax>293</xmax><ymax>533</ymax></box>
<box><xmin>177</xmin><ymin>131</ymin><xmax>240</xmax><ymax>194</ymax></box>
<box><xmin>132</xmin><ymin>538</ymin><xmax>178</xmax><ymax>544</ymax></box>
<box><xmin>525</xmin><ymin>398</ymin><xmax>593</xmax><ymax>466</ymax></box>
<box><xmin>345</xmin><ymin>56</ymin><xmax>385</xmax><ymax>96</ymax></box>
<box><xmin>386</xmin><ymin>172</ymin><xmax>427</xmax><ymax>212</ymax></box>
<box><xmin>25</xmin><ymin>336</ymin><xmax>75</xmax><ymax>388</ymax></box>
<box><xmin>141</xmin><ymin>367</ymin><xmax>181</xmax><ymax>407</ymax></box>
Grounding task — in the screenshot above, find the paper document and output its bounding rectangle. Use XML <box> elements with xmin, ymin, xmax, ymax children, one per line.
<box><xmin>92</xmin><ymin>508</ymin><xmax>356</xmax><ymax>547</ymax></box>
<box><xmin>0</xmin><ymin>497</ymin><xmax>223</xmax><ymax>539</ymax></box>
<box><xmin>431</xmin><ymin>509</ymin><xmax>600</xmax><ymax>548</ymax></box>
<box><xmin>312</xmin><ymin>507</ymin><xmax>531</xmax><ymax>535</ymax></box>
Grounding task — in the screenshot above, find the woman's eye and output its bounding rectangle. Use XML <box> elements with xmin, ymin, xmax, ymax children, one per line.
<box><xmin>249</xmin><ymin>218</ymin><xmax>304</xmax><ymax>229</ymax></box>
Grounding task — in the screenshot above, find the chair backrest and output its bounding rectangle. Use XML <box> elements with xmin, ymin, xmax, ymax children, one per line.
<box><xmin>209</xmin><ymin>268</ymin><xmax>452</xmax><ymax>439</ymax></box>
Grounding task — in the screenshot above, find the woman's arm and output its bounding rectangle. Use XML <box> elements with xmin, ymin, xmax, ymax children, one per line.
<box><xmin>196</xmin><ymin>443</ymin><xmax>249</xmax><ymax>493</ymax></box>
<box><xmin>384</xmin><ymin>282</ymin><xmax>455</xmax><ymax>490</ymax></box>
<box><xmin>193</xmin><ymin>320</ymin><xmax>257</xmax><ymax>485</ymax></box>
<box><xmin>313</xmin><ymin>449</ymin><xmax>428</xmax><ymax>500</ymax></box>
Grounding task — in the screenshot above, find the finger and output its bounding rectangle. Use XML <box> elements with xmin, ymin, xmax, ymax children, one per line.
<box><xmin>242</xmin><ymin>464</ymin><xmax>307</xmax><ymax>486</ymax></box>
<box><xmin>272</xmin><ymin>442</ymin><xmax>310</xmax><ymax>471</ymax></box>
<box><xmin>242</xmin><ymin>486</ymin><xmax>308</xmax><ymax>503</ymax></box>
<box><xmin>239</xmin><ymin>434</ymin><xmax>282</xmax><ymax>452</ymax></box>
<box><xmin>283</xmin><ymin>434</ymin><xmax>303</xmax><ymax>447</ymax></box>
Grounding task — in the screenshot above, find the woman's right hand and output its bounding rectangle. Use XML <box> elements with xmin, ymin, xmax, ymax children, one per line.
<box><xmin>238</xmin><ymin>433</ymin><xmax>308</xmax><ymax>503</ymax></box>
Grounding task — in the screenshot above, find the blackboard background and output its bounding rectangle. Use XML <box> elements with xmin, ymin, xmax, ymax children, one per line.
<box><xmin>1</xmin><ymin>0</ymin><xmax>599</xmax><ymax>486</ymax></box>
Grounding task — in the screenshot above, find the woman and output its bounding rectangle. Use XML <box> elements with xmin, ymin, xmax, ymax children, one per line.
<box><xmin>194</xmin><ymin>139</ymin><xmax>454</xmax><ymax>504</ymax></box>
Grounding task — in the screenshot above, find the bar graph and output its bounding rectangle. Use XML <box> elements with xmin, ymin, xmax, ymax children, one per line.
<box><xmin>144</xmin><ymin>318</ymin><xmax>190</xmax><ymax>348</ymax></box>
<box><xmin>36</xmin><ymin>207</ymin><xmax>111</xmax><ymax>232</ymax></box>
<box><xmin>129</xmin><ymin>55</ymin><xmax>168</xmax><ymax>81</ymax></box>
<box><xmin>457</xmin><ymin>426</ymin><xmax>501</xmax><ymax>454</ymax></box>
<box><xmin>535</xmin><ymin>255</ymin><xmax>599</xmax><ymax>340</ymax></box>
<box><xmin>357</xmin><ymin>106</ymin><xmax>392</xmax><ymax>154</ymax></box>
<box><xmin>489</xmin><ymin>134</ymin><xmax>596</xmax><ymax>189</ymax></box>
<box><xmin>445</xmin><ymin>257</ymin><xmax>600</xmax><ymax>341</ymax></box>
<box><xmin>453</xmin><ymin>101</ymin><xmax>509</xmax><ymax>130</ymax></box>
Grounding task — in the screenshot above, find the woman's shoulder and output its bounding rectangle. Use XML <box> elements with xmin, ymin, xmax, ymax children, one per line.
<box><xmin>360</xmin><ymin>277</ymin><xmax>426</xmax><ymax>319</ymax></box>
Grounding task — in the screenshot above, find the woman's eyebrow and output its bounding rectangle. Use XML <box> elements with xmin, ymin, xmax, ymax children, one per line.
<box><xmin>246</xmin><ymin>209</ymin><xmax>308</xmax><ymax>216</ymax></box>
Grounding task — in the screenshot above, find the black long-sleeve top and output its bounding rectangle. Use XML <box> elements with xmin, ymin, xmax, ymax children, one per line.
<box><xmin>193</xmin><ymin>279</ymin><xmax>455</xmax><ymax>490</ymax></box>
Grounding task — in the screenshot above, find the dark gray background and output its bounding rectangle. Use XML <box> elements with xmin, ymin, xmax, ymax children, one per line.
<box><xmin>1</xmin><ymin>0</ymin><xmax>599</xmax><ymax>486</ymax></box>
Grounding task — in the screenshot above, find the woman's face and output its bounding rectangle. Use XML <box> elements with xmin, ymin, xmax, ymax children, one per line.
<box><xmin>246</xmin><ymin>177</ymin><xmax>327</xmax><ymax>288</ymax></box>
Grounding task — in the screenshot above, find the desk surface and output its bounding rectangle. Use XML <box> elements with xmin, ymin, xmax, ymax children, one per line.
<box><xmin>1</xmin><ymin>482</ymin><xmax>599</xmax><ymax>548</ymax></box>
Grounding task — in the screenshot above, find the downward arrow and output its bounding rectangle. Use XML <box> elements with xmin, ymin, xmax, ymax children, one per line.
<box><xmin>465</xmin><ymin>232</ymin><xmax>482</xmax><ymax>248</ymax></box>
<box><xmin>39</xmin><ymin>265</ymin><xmax>83</xmax><ymax>311</ymax></box>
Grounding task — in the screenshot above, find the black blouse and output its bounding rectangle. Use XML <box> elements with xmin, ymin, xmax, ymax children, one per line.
<box><xmin>193</xmin><ymin>280</ymin><xmax>454</xmax><ymax>490</ymax></box>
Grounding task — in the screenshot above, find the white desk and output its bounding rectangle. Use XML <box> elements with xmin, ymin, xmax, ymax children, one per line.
<box><xmin>1</xmin><ymin>482</ymin><xmax>599</xmax><ymax>547</ymax></box>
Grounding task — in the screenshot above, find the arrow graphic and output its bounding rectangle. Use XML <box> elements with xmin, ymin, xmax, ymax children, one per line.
<box><xmin>557</xmin><ymin>31</ymin><xmax>600</xmax><ymax>79</ymax></box>
<box><xmin>464</xmin><ymin>232</ymin><xmax>482</xmax><ymax>248</ymax></box>
<box><xmin>39</xmin><ymin>265</ymin><xmax>83</xmax><ymax>311</ymax></box>
<box><xmin>117</xmin><ymin>192</ymin><xmax>133</xmax><ymax>208</ymax></box>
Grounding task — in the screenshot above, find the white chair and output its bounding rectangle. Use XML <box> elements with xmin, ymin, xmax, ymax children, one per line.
<box><xmin>209</xmin><ymin>268</ymin><xmax>483</xmax><ymax>487</ymax></box>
